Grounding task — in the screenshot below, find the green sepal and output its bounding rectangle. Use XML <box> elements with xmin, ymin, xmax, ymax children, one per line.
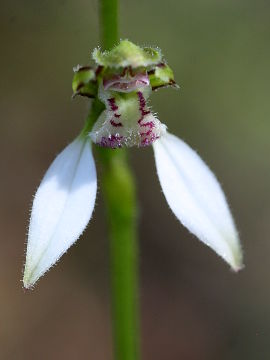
<box><xmin>92</xmin><ymin>39</ymin><xmax>162</xmax><ymax>69</ymax></box>
<box><xmin>72</xmin><ymin>65</ymin><xmax>98</xmax><ymax>98</ymax></box>
<box><xmin>148</xmin><ymin>63</ymin><xmax>178</xmax><ymax>91</ymax></box>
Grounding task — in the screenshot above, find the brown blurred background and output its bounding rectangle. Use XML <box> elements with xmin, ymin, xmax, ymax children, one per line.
<box><xmin>1</xmin><ymin>0</ymin><xmax>270</xmax><ymax>359</ymax></box>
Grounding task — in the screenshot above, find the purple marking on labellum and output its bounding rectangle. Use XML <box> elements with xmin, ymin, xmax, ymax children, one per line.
<box><xmin>136</xmin><ymin>91</ymin><xmax>159</xmax><ymax>147</ymax></box>
<box><xmin>137</xmin><ymin>91</ymin><xmax>146</xmax><ymax>109</ymax></box>
<box><xmin>140</xmin><ymin>129</ymin><xmax>152</xmax><ymax>137</ymax></box>
<box><xmin>142</xmin><ymin>110</ymin><xmax>151</xmax><ymax>116</ymax></box>
<box><xmin>140</xmin><ymin>121</ymin><xmax>154</xmax><ymax>128</ymax></box>
<box><xmin>114</xmin><ymin>113</ymin><xmax>121</xmax><ymax>118</ymax></box>
<box><xmin>141</xmin><ymin>134</ymin><xmax>160</xmax><ymax>146</ymax></box>
<box><xmin>108</xmin><ymin>98</ymin><xmax>118</xmax><ymax>112</ymax></box>
<box><xmin>99</xmin><ymin>134</ymin><xmax>123</xmax><ymax>148</ymax></box>
<box><xmin>110</xmin><ymin>119</ymin><xmax>123</xmax><ymax>127</ymax></box>
<box><xmin>137</xmin><ymin>91</ymin><xmax>149</xmax><ymax>124</ymax></box>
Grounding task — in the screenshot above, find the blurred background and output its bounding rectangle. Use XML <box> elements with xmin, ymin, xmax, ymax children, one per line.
<box><xmin>1</xmin><ymin>0</ymin><xmax>270</xmax><ymax>358</ymax></box>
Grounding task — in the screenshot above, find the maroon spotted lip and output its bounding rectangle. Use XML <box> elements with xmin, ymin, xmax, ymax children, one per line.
<box><xmin>103</xmin><ymin>73</ymin><xmax>150</xmax><ymax>92</ymax></box>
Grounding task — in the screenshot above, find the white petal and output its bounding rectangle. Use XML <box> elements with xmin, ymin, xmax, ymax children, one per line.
<box><xmin>153</xmin><ymin>133</ymin><xmax>243</xmax><ymax>271</ymax></box>
<box><xmin>23</xmin><ymin>137</ymin><xmax>97</xmax><ymax>288</ymax></box>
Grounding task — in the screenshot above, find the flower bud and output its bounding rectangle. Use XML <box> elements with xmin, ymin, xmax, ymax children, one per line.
<box><xmin>148</xmin><ymin>63</ymin><xmax>177</xmax><ymax>91</ymax></box>
<box><xmin>72</xmin><ymin>65</ymin><xmax>97</xmax><ymax>98</ymax></box>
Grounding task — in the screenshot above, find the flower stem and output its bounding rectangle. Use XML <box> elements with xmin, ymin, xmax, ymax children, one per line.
<box><xmin>99</xmin><ymin>147</ymin><xmax>140</xmax><ymax>360</ymax></box>
<box><xmin>94</xmin><ymin>1</ymin><xmax>141</xmax><ymax>359</ymax></box>
<box><xmin>99</xmin><ymin>0</ymin><xmax>118</xmax><ymax>50</ymax></box>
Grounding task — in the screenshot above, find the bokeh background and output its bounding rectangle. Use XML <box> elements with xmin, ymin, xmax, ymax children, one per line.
<box><xmin>1</xmin><ymin>0</ymin><xmax>270</xmax><ymax>359</ymax></box>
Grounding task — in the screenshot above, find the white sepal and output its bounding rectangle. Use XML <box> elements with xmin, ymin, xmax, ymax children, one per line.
<box><xmin>23</xmin><ymin>137</ymin><xmax>97</xmax><ymax>288</ymax></box>
<box><xmin>153</xmin><ymin>132</ymin><xmax>243</xmax><ymax>271</ymax></box>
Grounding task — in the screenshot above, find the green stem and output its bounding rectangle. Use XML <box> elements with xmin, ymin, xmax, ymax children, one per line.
<box><xmin>99</xmin><ymin>148</ymin><xmax>140</xmax><ymax>360</ymax></box>
<box><xmin>86</xmin><ymin>1</ymin><xmax>140</xmax><ymax>360</ymax></box>
<box><xmin>99</xmin><ymin>0</ymin><xmax>118</xmax><ymax>50</ymax></box>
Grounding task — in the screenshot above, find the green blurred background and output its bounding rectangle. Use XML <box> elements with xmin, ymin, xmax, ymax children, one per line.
<box><xmin>1</xmin><ymin>0</ymin><xmax>270</xmax><ymax>358</ymax></box>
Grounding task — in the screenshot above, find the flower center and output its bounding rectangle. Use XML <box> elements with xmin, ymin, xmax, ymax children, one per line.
<box><xmin>103</xmin><ymin>71</ymin><xmax>150</xmax><ymax>93</ymax></box>
<box><xmin>90</xmin><ymin>82</ymin><xmax>167</xmax><ymax>148</ymax></box>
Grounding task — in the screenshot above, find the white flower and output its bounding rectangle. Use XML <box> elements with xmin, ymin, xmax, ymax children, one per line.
<box><xmin>23</xmin><ymin>42</ymin><xmax>243</xmax><ymax>288</ymax></box>
<box><xmin>23</xmin><ymin>112</ymin><xmax>242</xmax><ymax>289</ymax></box>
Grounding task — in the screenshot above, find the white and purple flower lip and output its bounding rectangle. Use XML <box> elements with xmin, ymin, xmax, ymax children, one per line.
<box><xmin>90</xmin><ymin>63</ymin><xmax>169</xmax><ymax>149</ymax></box>
<box><xmin>90</xmin><ymin>75</ymin><xmax>166</xmax><ymax>148</ymax></box>
<box><xmin>103</xmin><ymin>71</ymin><xmax>150</xmax><ymax>92</ymax></box>
<box><xmin>23</xmin><ymin>40</ymin><xmax>243</xmax><ymax>289</ymax></box>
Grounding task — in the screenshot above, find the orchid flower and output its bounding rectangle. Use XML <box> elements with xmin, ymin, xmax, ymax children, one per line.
<box><xmin>23</xmin><ymin>40</ymin><xmax>243</xmax><ymax>289</ymax></box>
